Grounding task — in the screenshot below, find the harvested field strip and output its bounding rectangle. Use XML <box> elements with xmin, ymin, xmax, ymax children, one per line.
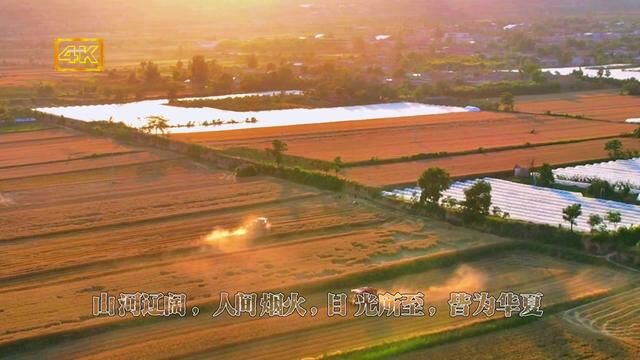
<box><xmin>0</xmin><ymin>225</ymin><xmax>508</xmax><ymax>346</ymax></box>
<box><xmin>0</xmin><ymin>195</ymin><xmax>387</xmax><ymax>281</ymax></box>
<box><xmin>0</xmin><ymin>128</ymin><xmax>76</xmax><ymax>143</ymax></box>
<box><xmin>0</xmin><ymin>135</ymin><xmax>135</xmax><ymax>168</ymax></box>
<box><xmin>11</xmin><ymin>250</ymin><xmax>632</xmax><ymax>360</ymax></box>
<box><xmin>176</xmin><ymin>112</ymin><xmax>636</xmax><ymax>162</ymax></box>
<box><xmin>0</xmin><ymin>134</ymin><xmax>77</xmax><ymax>146</ymax></box>
<box><xmin>517</xmin><ymin>91</ymin><xmax>640</xmax><ymax>123</ymax></box>
<box><xmin>0</xmin><ymin>161</ymin><xmax>289</xmax><ymax>211</ymax></box>
<box><xmin>0</xmin><ymin>242</ymin><xmax>510</xmax><ymax>353</ymax></box>
<box><xmin>0</xmin><ymin>159</ymin><xmax>202</xmax><ymax>192</ymax></box>
<box><xmin>0</xmin><ymin>150</ymin><xmax>144</xmax><ymax>170</ymax></box>
<box><xmin>563</xmin><ymin>287</ymin><xmax>640</xmax><ymax>346</ymax></box>
<box><xmin>393</xmin><ymin>315</ymin><xmax>640</xmax><ymax>360</ymax></box>
<box><xmin>0</xmin><ymin>151</ymin><xmax>178</xmax><ymax>180</ymax></box>
<box><xmin>340</xmin><ymin>135</ymin><xmax>629</xmax><ymax>168</ymax></box>
<box><xmin>0</xmin><ymin>218</ymin><xmax>389</xmax><ymax>289</ymax></box>
<box><xmin>342</xmin><ymin>138</ymin><xmax>640</xmax><ymax>187</ymax></box>
<box><xmin>0</xmin><ymin>181</ymin><xmax>317</xmax><ymax>241</ymax></box>
<box><xmin>171</xmin><ymin>112</ymin><xmax>513</xmax><ymax>143</ymax></box>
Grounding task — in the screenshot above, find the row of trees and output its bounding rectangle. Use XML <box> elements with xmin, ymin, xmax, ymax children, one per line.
<box><xmin>264</xmin><ymin>139</ymin><xmax>343</xmax><ymax>173</ymax></box>
<box><xmin>416</xmin><ymin>166</ymin><xmax>631</xmax><ymax>233</ymax></box>
<box><xmin>417</xmin><ymin>167</ymin><xmax>492</xmax><ymax>220</ymax></box>
<box><xmin>562</xmin><ymin>204</ymin><xmax>623</xmax><ymax>233</ymax></box>
<box><xmin>604</xmin><ymin>139</ymin><xmax>639</xmax><ymax>160</ymax></box>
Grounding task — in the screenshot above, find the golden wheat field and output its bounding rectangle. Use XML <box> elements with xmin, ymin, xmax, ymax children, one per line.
<box><xmin>2</xmin><ymin>126</ymin><xmax>638</xmax><ymax>359</ymax></box>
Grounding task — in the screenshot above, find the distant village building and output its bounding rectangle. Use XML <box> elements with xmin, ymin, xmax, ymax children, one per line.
<box><xmin>15</xmin><ymin>117</ymin><xmax>37</xmax><ymax>123</ymax></box>
<box><xmin>571</xmin><ymin>56</ymin><xmax>595</xmax><ymax>66</ymax></box>
<box><xmin>444</xmin><ymin>32</ymin><xmax>474</xmax><ymax>44</ymax></box>
<box><xmin>539</xmin><ymin>58</ymin><xmax>560</xmax><ymax>67</ymax></box>
<box><xmin>513</xmin><ymin>165</ymin><xmax>531</xmax><ymax>178</ymax></box>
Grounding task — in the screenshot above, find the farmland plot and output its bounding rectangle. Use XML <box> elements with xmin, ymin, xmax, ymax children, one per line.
<box><xmin>0</xmin><ymin>165</ymin><xmax>316</xmax><ymax>240</ymax></box>
<box><xmin>0</xmin><ymin>212</ymin><xmax>508</xmax><ymax>346</ymax></box>
<box><xmin>564</xmin><ymin>287</ymin><xmax>640</xmax><ymax>347</ymax></box>
<box><xmin>343</xmin><ymin>138</ymin><xmax>640</xmax><ymax>187</ymax></box>
<box><xmin>0</xmin><ymin>126</ymin><xmax>512</xmax><ymax>353</ymax></box>
<box><xmin>0</xmin><ymin>193</ymin><xmax>389</xmax><ymax>280</ymax></box>
<box><xmin>0</xmin><ymin>128</ymin><xmax>77</xmax><ymax>143</ymax></box>
<box><xmin>397</xmin><ymin>313</ymin><xmax>640</xmax><ymax>360</ymax></box>
<box><xmin>517</xmin><ymin>90</ymin><xmax>640</xmax><ymax>123</ymax></box>
<box><xmin>0</xmin><ymin>133</ymin><xmax>136</xmax><ymax>168</ymax></box>
<box><xmin>174</xmin><ymin>112</ymin><xmax>635</xmax><ymax>162</ymax></box>
<box><xmin>6</xmin><ymin>250</ymin><xmax>635</xmax><ymax>359</ymax></box>
<box><xmin>0</xmin><ymin>127</ymin><xmax>179</xmax><ymax>181</ymax></box>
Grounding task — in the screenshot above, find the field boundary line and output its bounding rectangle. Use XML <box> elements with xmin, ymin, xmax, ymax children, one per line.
<box><xmin>0</xmin><ymin>134</ymin><xmax>77</xmax><ymax>146</ymax></box>
<box><xmin>0</xmin><ymin>150</ymin><xmax>145</xmax><ymax>170</ymax></box>
<box><xmin>0</xmin><ymin>157</ymin><xmax>180</xmax><ymax>182</ymax></box>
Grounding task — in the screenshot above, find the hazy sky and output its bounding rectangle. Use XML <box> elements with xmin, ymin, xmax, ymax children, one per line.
<box><xmin>2</xmin><ymin>0</ymin><xmax>639</xmax><ymax>37</ymax></box>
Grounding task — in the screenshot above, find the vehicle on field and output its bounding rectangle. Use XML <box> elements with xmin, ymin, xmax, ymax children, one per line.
<box><xmin>349</xmin><ymin>287</ymin><xmax>380</xmax><ymax>305</ymax></box>
<box><xmin>248</xmin><ymin>217</ymin><xmax>271</xmax><ymax>237</ymax></box>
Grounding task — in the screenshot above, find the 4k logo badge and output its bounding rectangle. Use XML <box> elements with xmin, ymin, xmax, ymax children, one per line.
<box><xmin>54</xmin><ymin>38</ymin><xmax>104</xmax><ymax>72</ymax></box>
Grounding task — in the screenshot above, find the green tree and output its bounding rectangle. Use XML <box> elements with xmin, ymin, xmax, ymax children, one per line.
<box><xmin>332</xmin><ymin>156</ymin><xmax>343</xmax><ymax>174</ymax></box>
<box><xmin>0</xmin><ymin>99</ymin><xmax>7</xmax><ymax>119</ymax></box>
<box><xmin>633</xmin><ymin>127</ymin><xmax>640</xmax><ymax>138</ymax></box>
<box><xmin>622</xmin><ymin>79</ymin><xmax>640</xmax><ymax>95</ymax></box>
<box><xmin>537</xmin><ymin>163</ymin><xmax>555</xmax><ymax>186</ymax></box>
<box><xmin>606</xmin><ymin>211</ymin><xmax>622</xmax><ymax>230</ymax></box>
<box><xmin>604</xmin><ymin>139</ymin><xmax>623</xmax><ymax>159</ymax></box>
<box><xmin>572</xmin><ymin>69</ymin><xmax>585</xmax><ymax>79</ymax></box>
<box><xmin>442</xmin><ymin>196</ymin><xmax>458</xmax><ymax>209</ymax></box>
<box><xmin>417</xmin><ymin>167</ymin><xmax>451</xmax><ymax>206</ymax></box>
<box><xmin>499</xmin><ymin>92</ymin><xmax>515</xmax><ymax>112</ymax></box>
<box><xmin>562</xmin><ymin>204</ymin><xmax>582</xmax><ymax>232</ymax></box>
<box><xmin>519</xmin><ymin>60</ymin><xmax>543</xmax><ymax>82</ymax></box>
<box><xmin>587</xmin><ymin>214</ymin><xmax>605</xmax><ymax>233</ymax></box>
<box><xmin>491</xmin><ymin>206</ymin><xmax>503</xmax><ymax>217</ymax></box>
<box><xmin>142</xmin><ymin>115</ymin><xmax>170</xmax><ymax>136</ymax></box>
<box><xmin>139</xmin><ymin>61</ymin><xmax>160</xmax><ymax>84</ymax></box>
<box><xmin>586</xmin><ymin>180</ymin><xmax>616</xmax><ymax>200</ymax></box>
<box><xmin>266</xmin><ymin>139</ymin><xmax>288</xmax><ymax>167</ymax></box>
<box><xmin>191</xmin><ymin>55</ymin><xmax>209</xmax><ymax>88</ymax></box>
<box><xmin>463</xmin><ymin>180</ymin><xmax>492</xmax><ymax>219</ymax></box>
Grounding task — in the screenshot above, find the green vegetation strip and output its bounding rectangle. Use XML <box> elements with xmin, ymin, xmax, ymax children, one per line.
<box><xmin>222</xmin><ymin>146</ymin><xmax>335</xmax><ymax>171</ymax></box>
<box><xmin>0</xmin><ymin>122</ymin><xmax>52</xmax><ymax>134</ymax></box>
<box><xmin>168</xmin><ymin>94</ymin><xmax>321</xmax><ymax>111</ymax></box>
